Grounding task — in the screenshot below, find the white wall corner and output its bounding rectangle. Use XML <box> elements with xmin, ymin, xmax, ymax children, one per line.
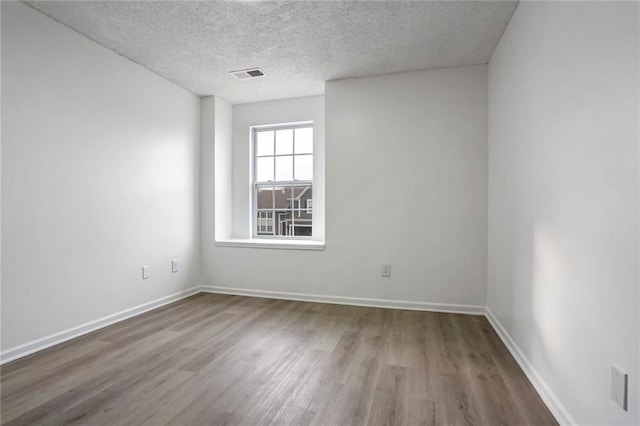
<box><xmin>484</xmin><ymin>307</ymin><xmax>578</xmax><ymax>426</ymax></box>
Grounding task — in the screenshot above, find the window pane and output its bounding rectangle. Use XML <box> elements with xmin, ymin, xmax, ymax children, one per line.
<box><xmin>295</xmin><ymin>127</ymin><xmax>313</xmax><ymax>154</ymax></box>
<box><xmin>293</xmin><ymin>218</ymin><xmax>312</xmax><ymax>236</ymax></box>
<box><xmin>275</xmin><ymin>156</ymin><xmax>293</xmax><ymax>181</ymax></box>
<box><xmin>256</xmin><ymin>157</ymin><xmax>274</xmax><ymax>182</ymax></box>
<box><xmin>275</xmin><ymin>129</ymin><xmax>293</xmax><ymax>155</ymax></box>
<box><xmin>292</xmin><ymin>205</ymin><xmax>312</xmax><ymax>236</ymax></box>
<box><xmin>256</xmin><ymin>185</ymin><xmax>273</xmax><ymax>209</ymax></box>
<box><xmin>271</xmin><ymin>211</ymin><xmax>285</xmax><ymax>236</ymax></box>
<box><xmin>285</xmin><ymin>207</ymin><xmax>297</xmax><ymax>236</ymax></box>
<box><xmin>272</xmin><ymin>185</ymin><xmax>291</xmax><ymax>210</ymax></box>
<box><xmin>273</xmin><ymin>186</ymin><xmax>294</xmax><ymax>236</ymax></box>
<box><xmin>301</xmin><ymin>187</ymin><xmax>313</xmax><ymax>213</ymax></box>
<box><xmin>294</xmin><ymin>154</ymin><xmax>313</xmax><ymax>181</ymax></box>
<box><xmin>256</xmin><ymin>131</ymin><xmax>274</xmax><ymax>156</ymax></box>
<box><xmin>291</xmin><ymin>185</ymin><xmax>311</xmax><ymax>206</ymax></box>
<box><xmin>291</xmin><ymin>185</ymin><xmax>311</xmax><ymax>236</ymax></box>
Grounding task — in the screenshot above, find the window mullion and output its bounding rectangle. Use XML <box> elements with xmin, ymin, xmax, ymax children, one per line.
<box><xmin>272</xmin><ymin>128</ymin><xmax>276</xmax><ymax>236</ymax></box>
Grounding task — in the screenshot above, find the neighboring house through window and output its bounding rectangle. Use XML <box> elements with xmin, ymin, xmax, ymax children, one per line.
<box><xmin>253</xmin><ymin>123</ymin><xmax>313</xmax><ymax>237</ymax></box>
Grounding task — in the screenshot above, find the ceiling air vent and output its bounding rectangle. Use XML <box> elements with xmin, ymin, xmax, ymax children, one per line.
<box><xmin>230</xmin><ymin>68</ymin><xmax>266</xmax><ymax>80</ymax></box>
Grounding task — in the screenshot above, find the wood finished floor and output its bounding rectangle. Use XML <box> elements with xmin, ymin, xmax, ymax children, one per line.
<box><xmin>1</xmin><ymin>293</ymin><xmax>556</xmax><ymax>425</ymax></box>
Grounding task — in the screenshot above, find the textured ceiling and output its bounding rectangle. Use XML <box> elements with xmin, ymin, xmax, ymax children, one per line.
<box><xmin>26</xmin><ymin>1</ymin><xmax>518</xmax><ymax>104</ymax></box>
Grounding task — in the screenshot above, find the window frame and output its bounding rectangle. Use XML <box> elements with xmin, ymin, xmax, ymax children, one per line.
<box><xmin>251</xmin><ymin>122</ymin><xmax>313</xmax><ymax>240</ymax></box>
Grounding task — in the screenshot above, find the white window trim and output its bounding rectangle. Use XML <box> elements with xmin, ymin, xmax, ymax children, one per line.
<box><xmin>251</xmin><ymin>122</ymin><xmax>314</xmax><ymax>240</ymax></box>
<box><xmin>215</xmin><ymin>239</ymin><xmax>325</xmax><ymax>250</ymax></box>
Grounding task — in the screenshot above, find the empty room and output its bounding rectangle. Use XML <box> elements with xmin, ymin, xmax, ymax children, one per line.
<box><xmin>1</xmin><ymin>0</ymin><xmax>638</xmax><ymax>425</ymax></box>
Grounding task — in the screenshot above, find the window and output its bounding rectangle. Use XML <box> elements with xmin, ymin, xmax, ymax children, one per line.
<box><xmin>253</xmin><ymin>123</ymin><xmax>313</xmax><ymax>238</ymax></box>
<box><xmin>256</xmin><ymin>211</ymin><xmax>273</xmax><ymax>235</ymax></box>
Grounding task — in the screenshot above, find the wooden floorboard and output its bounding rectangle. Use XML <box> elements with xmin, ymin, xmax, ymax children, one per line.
<box><xmin>0</xmin><ymin>293</ymin><xmax>557</xmax><ymax>425</ymax></box>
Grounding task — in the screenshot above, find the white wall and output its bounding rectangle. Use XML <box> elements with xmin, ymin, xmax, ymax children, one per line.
<box><xmin>203</xmin><ymin>66</ymin><xmax>487</xmax><ymax>307</ymax></box>
<box><xmin>200</xmin><ymin>95</ymin><xmax>232</xmax><ymax>277</ymax></box>
<box><xmin>487</xmin><ymin>2</ymin><xmax>639</xmax><ymax>424</ymax></box>
<box><xmin>214</xmin><ymin>97</ymin><xmax>233</xmax><ymax>241</ymax></box>
<box><xmin>0</xmin><ymin>0</ymin><xmax>4</xmax><ymax>352</ymax></box>
<box><xmin>200</xmin><ymin>97</ymin><xmax>216</xmax><ymax>249</ymax></box>
<box><xmin>1</xmin><ymin>2</ymin><xmax>201</xmax><ymax>350</ymax></box>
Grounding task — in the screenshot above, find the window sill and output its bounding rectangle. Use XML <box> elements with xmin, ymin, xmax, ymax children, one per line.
<box><xmin>215</xmin><ymin>239</ymin><xmax>325</xmax><ymax>251</ymax></box>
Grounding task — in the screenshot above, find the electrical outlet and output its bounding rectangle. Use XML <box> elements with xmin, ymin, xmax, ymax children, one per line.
<box><xmin>382</xmin><ymin>264</ymin><xmax>391</xmax><ymax>277</ymax></box>
<box><xmin>611</xmin><ymin>365</ymin><xmax>628</xmax><ymax>411</ymax></box>
<box><xmin>171</xmin><ymin>259</ymin><xmax>178</xmax><ymax>273</ymax></box>
<box><xmin>142</xmin><ymin>265</ymin><xmax>150</xmax><ymax>279</ymax></box>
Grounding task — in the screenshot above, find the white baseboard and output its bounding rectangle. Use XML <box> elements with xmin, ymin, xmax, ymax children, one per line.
<box><xmin>484</xmin><ymin>307</ymin><xmax>576</xmax><ymax>426</ymax></box>
<box><xmin>199</xmin><ymin>285</ymin><xmax>485</xmax><ymax>315</ymax></box>
<box><xmin>0</xmin><ymin>287</ymin><xmax>201</xmax><ymax>365</ymax></box>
